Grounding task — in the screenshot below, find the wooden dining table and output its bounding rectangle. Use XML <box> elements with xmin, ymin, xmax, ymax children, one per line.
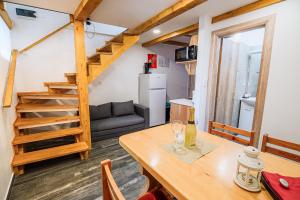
<box><xmin>119</xmin><ymin>124</ymin><xmax>300</xmax><ymax>200</ymax></box>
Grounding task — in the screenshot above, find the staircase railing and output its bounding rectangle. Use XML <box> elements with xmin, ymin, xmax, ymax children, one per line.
<box><xmin>2</xmin><ymin>19</ymin><xmax>72</xmax><ymax>108</ymax></box>
<box><xmin>19</xmin><ymin>21</ymin><xmax>72</xmax><ymax>54</ymax></box>
<box><xmin>3</xmin><ymin>49</ymin><xmax>18</xmax><ymax>107</ymax></box>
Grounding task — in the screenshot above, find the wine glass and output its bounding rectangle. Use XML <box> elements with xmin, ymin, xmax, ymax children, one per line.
<box><xmin>171</xmin><ymin>120</ymin><xmax>185</xmax><ymax>153</ymax></box>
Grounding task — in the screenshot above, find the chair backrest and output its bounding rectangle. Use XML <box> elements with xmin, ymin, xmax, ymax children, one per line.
<box><xmin>261</xmin><ymin>134</ymin><xmax>300</xmax><ymax>162</ymax></box>
<box><xmin>208</xmin><ymin>121</ymin><xmax>255</xmax><ymax>146</ymax></box>
<box><xmin>101</xmin><ymin>159</ymin><xmax>126</xmax><ymax>200</ymax></box>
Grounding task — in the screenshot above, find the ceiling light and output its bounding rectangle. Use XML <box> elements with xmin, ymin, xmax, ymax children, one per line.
<box><xmin>153</xmin><ymin>29</ymin><xmax>161</xmax><ymax>34</ymax></box>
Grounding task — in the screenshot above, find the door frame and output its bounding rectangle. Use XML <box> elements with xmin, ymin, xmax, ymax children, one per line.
<box><xmin>206</xmin><ymin>15</ymin><xmax>276</xmax><ymax>146</ymax></box>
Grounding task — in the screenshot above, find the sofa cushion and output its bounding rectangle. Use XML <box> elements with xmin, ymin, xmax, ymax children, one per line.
<box><xmin>90</xmin><ymin>114</ymin><xmax>144</xmax><ymax>132</ymax></box>
<box><xmin>112</xmin><ymin>100</ymin><xmax>134</xmax><ymax>116</ymax></box>
<box><xmin>89</xmin><ymin>102</ymin><xmax>112</xmax><ymax>120</ymax></box>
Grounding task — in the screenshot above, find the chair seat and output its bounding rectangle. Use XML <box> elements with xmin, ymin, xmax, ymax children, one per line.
<box><xmin>138</xmin><ymin>192</ymin><xmax>156</xmax><ymax>200</ymax></box>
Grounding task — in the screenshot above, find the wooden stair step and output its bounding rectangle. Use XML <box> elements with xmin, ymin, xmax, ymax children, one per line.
<box><xmin>88</xmin><ymin>34</ymin><xmax>139</xmax><ymax>83</ymax></box>
<box><xmin>88</xmin><ymin>54</ymin><xmax>100</xmax><ymax>62</ymax></box>
<box><xmin>97</xmin><ymin>51</ymin><xmax>113</xmax><ymax>55</ymax></box>
<box><xmin>18</xmin><ymin>92</ymin><xmax>78</xmax><ymax>100</ymax></box>
<box><xmin>106</xmin><ymin>41</ymin><xmax>123</xmax><ymax>46</ymax></box>
<box><xmin>110</xmin><ymin>33</ymin><xmax>124</xmax><ymax>43</ymax></box>
<box><xmin>16</xmin><ymin>104</ymin><xmax>79</xmax><ymax>112</ymax></box>
<box><xmin>15</xmin><ymin>116</ymin><xmax>80</xmax><ymax>129</ymax></box>
<box><xmin>44</xmin><ymin>82</ymin><xmax>77</xmax><ymax>89</ymax></box>
<box><xmin>64</xmin><ymin>73</ymin><xmax>76</xmax><ymax>77</ymax></box>
<box><xmin>12</xmin><ymin>142</ymin><xmax>88</xmax><ymax>167</ymax></box>
<box><xmin>97</xmin><ymin>44</ymin><xmax>113</xmax><ymax>53</ymax></box>
<box><xmin>13</xmin><ymin>127</ymin><xmax>83</xmax><ymax>145</ymax></box>
<box><xmin>87</xmin><ymin>62</ymin><xmax>101</xmax><ymax>65</ymax></box>
<box><xmin>64</xmin><ymin>73</ymin><xmax>77</xmax><ymax>84</ymax></box>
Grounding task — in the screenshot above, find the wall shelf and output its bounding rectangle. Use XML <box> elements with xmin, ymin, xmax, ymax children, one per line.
<box><xmin>176</xmin><ymin>59</ymin><xmax>197</xmax><ymax>64</ymax></box>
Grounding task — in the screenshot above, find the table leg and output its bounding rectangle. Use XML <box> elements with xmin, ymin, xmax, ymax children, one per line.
<box><xmin>141</xmin><ymin>167</ymin><xmax>160</xmax><ymax>191</ymax></box>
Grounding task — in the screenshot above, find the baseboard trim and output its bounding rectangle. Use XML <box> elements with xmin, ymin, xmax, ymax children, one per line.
<box><xmin>5</xmin><ymin>173</ymin><xmax>14</xmax><ymax>200</ymax></box>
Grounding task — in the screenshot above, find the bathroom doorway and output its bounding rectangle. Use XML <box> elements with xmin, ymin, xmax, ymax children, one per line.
<box><xmin>215</xmin><ymin>28</ymin><xmax>264</xmax><ymax>131</ymax></box>
<box><xmin>206</xmin><ymin>16</ymin><xmax>275</xmax><ymax>146</ymax></box>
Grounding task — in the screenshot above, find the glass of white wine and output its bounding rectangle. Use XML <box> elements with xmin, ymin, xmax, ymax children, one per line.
<box><xmin>171</xmin><ymin>120</ymin><xmax>186</xmax><ymax>154</ymax></box>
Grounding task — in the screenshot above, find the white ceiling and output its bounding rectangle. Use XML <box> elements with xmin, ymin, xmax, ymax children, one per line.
<box><xmin>5</xmin><ymin>0</ymin><xmax>258</xmax><ymax>42</ymax></box>
<box><xmin>90</xmin><ymin>0</ymin><xmax>178</xmax><ymax>29</ymax></box>
<box><xmin>5</xmin><ymin>0</ymin><xmax>81</xmax><ymax>14</ymax></box>
<box><xmin>139</xmin><ymin>0</ymin><xmax>256</xmax><ymax>43</ymax></box>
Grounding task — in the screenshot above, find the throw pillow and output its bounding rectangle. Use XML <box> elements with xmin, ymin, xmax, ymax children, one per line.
<box><xmin>112</xmin><ymin>100</ymin><xmax>135</xmax><ymax>116</ymax></box>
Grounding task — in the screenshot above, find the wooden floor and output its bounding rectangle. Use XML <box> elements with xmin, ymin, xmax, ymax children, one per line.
<box><xmin>8</xmin><ymin>138</ymin><xmax>147</xmax><ymax>200</ymax></box>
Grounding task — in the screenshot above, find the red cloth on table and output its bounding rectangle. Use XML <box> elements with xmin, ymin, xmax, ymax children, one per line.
<box><xmin>262</xmin><ymin>171</ymin><xmax>300</xmax><ymax>200</ymax></box>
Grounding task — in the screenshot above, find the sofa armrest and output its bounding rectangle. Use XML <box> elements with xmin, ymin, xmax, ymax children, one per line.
<box><xmin>134</xmin><ymin>104</ymin><xmax>149</xmax><ymax>128</ymax></box>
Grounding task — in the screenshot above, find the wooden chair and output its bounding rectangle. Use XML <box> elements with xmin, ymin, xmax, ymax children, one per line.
<box><xmin>261</xmin><ymin>134</ymin><xmax>300</xmax><ymax>162</ymax></box>
<box><xmin>101</xmin><ymin>159</ymin><xmax>156</xmax><ymax>200</ymax></box>
<box><xmin>208</xmin><ymin>121</ymin><xmax>255</xmax><ymax>146</ymax></box>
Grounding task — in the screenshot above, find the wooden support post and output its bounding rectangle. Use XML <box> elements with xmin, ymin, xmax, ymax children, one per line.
<box><xmin>73</xmin><ymin>20</ymin><xmax>91</xmax><ymax>158</ymax></box>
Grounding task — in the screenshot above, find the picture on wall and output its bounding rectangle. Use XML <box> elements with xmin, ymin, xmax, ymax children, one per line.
<box><xmin>148</xmin><ymin>54</ymin><xmax>157</xmax><ymax>68</ymax></box>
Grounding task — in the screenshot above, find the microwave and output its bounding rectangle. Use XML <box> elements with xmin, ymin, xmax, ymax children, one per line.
<box><xmin>175</xmin><ymin>45</ymin><xmax>197</xmax><ymax>62</ymax></box>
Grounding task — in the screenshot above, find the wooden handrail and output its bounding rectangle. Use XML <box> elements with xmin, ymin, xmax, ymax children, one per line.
<box><xmin>3</xmin><ymin>49</ymin><xmax>18</xmax><ymax>107</ymax></box>
<box><xmin>0</xmin><ymin>0</ymin><xmax>13</xmax><ymax>29</ymax></box>
<box><xmin>19</xmin><ymin>21</ymin><xmax>72</xmax><ymax>54</ymax></box>
<box><xmin>3</xmin><ymin>19</ymin><xmax>73</xmax><ymax>107</ymax></box>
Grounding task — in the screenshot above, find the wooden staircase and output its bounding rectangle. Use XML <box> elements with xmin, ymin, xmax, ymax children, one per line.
<box><xmin>87</xmin><ymin>33</ymin><xmax>140</xmax><ymax>82</ymax></box>
<box><xmin>12</xmin><ymin>73</ymin><xmax>89</xmax><ymax>175</ymax></box>
<box><xmin>11</xmin><ymin>32</ymin><xmax>140</xmax><ymax>175</ymax></box>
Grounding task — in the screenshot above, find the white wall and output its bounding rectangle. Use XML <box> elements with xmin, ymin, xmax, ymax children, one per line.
<box><xmin>6</xmin><ymin>4</ymin><xmax>187</xmax><ymax>107</ymax></box>
<box><xmin>89</xmin><ymin>43</ymin><xmax>188</xmax><ymax>105</ymax></box>
<box><xmin>195</xmin><ymin>0</ymin><xmax>300</xmax><ymax>146</ymax></box>
<box><xmin>147</xmin><ymin>44</ymin><xmax>188</xmax><ymax>100</ymax></box>
<box><xmin>6</xmin><ymin>4</ymin><xmax>117</xmax><ymax>93</ymax></box>
<box><xmin>0</xmin><ymin>16</ymin><xmax>15</xmax><ymax>200</ymax></box>
<box><xmin>89</xmin><ymin>44</ymin><xmax>147</xmax><ymax>105</ymax></box>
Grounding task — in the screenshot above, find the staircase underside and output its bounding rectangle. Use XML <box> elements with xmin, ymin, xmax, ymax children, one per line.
<box><xmin>87</xmin><ymin>33</ymin><xmax>140</xmax><ymax>82</ymax></box>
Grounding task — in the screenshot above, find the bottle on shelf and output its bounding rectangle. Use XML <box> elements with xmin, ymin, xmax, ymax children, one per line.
<box><xmin>184</xmin><ymin>107</ymin><xmax>196</xmax><ymax>149</ymax></box>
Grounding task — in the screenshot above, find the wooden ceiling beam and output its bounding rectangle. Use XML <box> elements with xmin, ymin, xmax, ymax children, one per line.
<box><xmin>162</xmin><ymin>40</ymin><xmax>189</xmax><ymax>47</ymax></box>
<box><xmin>74</xmin><ymin>0</ymin><xmax>103</xmax><ymax>21</ymax></box>
<box><xmin>0</xmin><ymin>0</ymin><xmax>13</xmax><ymax>29</ymax></box>
<box><xmin>142</xmin><ymin>23</ymin><xmax>198</xmax><ymax>47</ymax></box>
<box><xmin>129</xmin><ymin>0</ymin><xmax>206</xmax><ymax>35</ymax></box>
<box><xmin>212</xmin><ymin>0</ymin><xmax>285</xmax><ymax>24</ymax></box>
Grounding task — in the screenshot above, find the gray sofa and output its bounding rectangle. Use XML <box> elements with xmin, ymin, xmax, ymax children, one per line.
<box><xmin>90</xmin><ymin>100</ymin><xmax>149</xmax><ymax>141</ymax></box>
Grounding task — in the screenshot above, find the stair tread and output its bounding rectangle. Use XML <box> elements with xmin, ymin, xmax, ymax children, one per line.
<box><xmin>44</xmin><ymin>82</ymin><xmax>77</xmax><ymax>89</ymax></box>
<box><xmin>18</xmin><ymin>91</ymin><xmax>48</xmax><ymax>96</ymax></box>
<box><xmin>64</xmin><ymin>73</ymin><xmax>76</xmax><ymax>77</ymax></box>
<box><xmin>18</xmin><ymin>92</ymin><xmax>78</xmax><ymax>100</ymax></box>
<box><xmin>16</xmin><ymin>104</ymin><xmax>79</xmax><ymax>112</ymax></box>
<box><xmin>12</xmin><ymin>142</ymin><xmax>88</xmax><ymax>166</ymax></box>
<box><xmin>15</xmin><ymin>116</ymin><xmax>80</xmax><ymax>129</ymax></box>
<box><xmin>106</xmin><ymin>41</ymin><xmax>123</xmax><ymax>45</ymax></box>
<box><xmin>97</xmin><ymin>51</ymin><xmax>113</xmax><ymax>55</ymax></box>
<box><xmin>44</xmin><ymin>82</ymin><xmax>77</xmax><ymax>86</ymax></box>
<box><xmin>88</xmin><ymin>62</ymin><xmax>101</xmax><ymax>65</ymax></box>
<box><xmin>13</xmin><ymin>127</ymin><xmax>83</xmax><ymax>145</ymax></box>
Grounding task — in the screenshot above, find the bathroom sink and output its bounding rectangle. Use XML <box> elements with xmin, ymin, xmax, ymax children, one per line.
<box><xmin>241</xmin><ymin>97</ymin><xmax>256</xmax><ymax>107</ymax></box>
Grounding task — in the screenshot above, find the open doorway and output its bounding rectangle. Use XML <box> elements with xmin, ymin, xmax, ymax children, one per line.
<box><xmin>206</xmin><ymin>16</ymin><xmax>275</xmax><ymax>146</ymax></box>
<box><xmin>215</xmin><ymin>28</ymin><xmax>265</xmax><ymax>131</ymax></box>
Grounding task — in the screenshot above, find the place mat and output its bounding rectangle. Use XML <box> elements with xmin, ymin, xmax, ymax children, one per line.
<box><xmin>162</xmin><ymin>138</ymin><xmax>217</xmax><ymax>164</ymax></box>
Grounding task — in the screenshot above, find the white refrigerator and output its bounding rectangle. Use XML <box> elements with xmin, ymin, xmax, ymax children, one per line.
<box><xmin>139</xmin><ymin>74</ymin><xmax>166</xmax><ymax>127</ymax></box>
